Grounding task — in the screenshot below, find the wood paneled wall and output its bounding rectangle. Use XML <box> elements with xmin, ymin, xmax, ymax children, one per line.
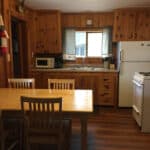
<box><xmin>61</xmin><ymin>12</ymin><xmax>114</xmax><ymax>28</ymax></box>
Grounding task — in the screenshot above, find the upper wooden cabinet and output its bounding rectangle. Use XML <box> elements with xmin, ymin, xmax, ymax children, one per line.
<box><xmin>35</xmin><ymin>11</ymin><xmax>62</xmax><ymax>54</ymax></box>
<box><xmin>136</xmin><ymin>10</ymin><xmax>150</xmax><ymax>40</ymax></box>
<box><xmin>61</xmin><ymin>12</ymin><xmax>114</xmax><ymax>28</ymax></box>
<box><xmin>113</xmin><ymin>8</ymin><xmax>150</xmax><ymax>41</ymax></box>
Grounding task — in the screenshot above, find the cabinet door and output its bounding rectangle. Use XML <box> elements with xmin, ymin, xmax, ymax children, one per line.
<box><xmin>113</xmin><ymin>10</ymin><xmax>136</xmax><ymax>41</ymax></box>
<box><xmin>29</xmin><ymin>72</ymin><xmax>44</xmax><ymax>88</ymax></box>
<box><xmin>35</xmin><ymin>12</ymin><xmax>61</xmax><ymax>54</ymax></box>
<box><xmin>136</xmin><ymin>10</ymin><xmax>150</xmax><ymax>40</ymax></box>
<box><xmin>35</xmin><ymin>14</ymin><xmax>46</xmax><ymax>53</ymax></box>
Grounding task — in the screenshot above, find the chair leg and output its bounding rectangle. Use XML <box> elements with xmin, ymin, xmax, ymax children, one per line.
<box><xmin>58</xmin><ymin>135</ymin><xmax>63</xmax><ymax>150</ymax></box>
<box><xmin>1</xmin><ymin>139</ymin><xmax>5</xmax><ymax>150</ymax></box>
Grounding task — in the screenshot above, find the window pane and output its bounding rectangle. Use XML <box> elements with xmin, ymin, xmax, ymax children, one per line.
<box><xmin>75</xmin><ymin>32</ymin><xmax>86</xmax><ymax>57</ymax></box>
<box><xmin>87</xmin><ymin>33</ymin><xmax>102</xmax><ymax>57</ymax></box>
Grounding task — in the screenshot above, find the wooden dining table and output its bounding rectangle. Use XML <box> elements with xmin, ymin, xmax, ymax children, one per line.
<box><xmin>0</xmin><ymin>88</ymin><xmax>93</xmax><ymax>150</ymax></box>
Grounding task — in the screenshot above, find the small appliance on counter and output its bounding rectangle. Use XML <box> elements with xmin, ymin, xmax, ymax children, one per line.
<box><xmin>102</xmin><ymin>54</ymin><xmax>113</xmax><ymax>69</ymax></box>
<box><xmin>35</xmin><ymin>53</ymin><xmax>63</xmax><ymax>69</ymax></box>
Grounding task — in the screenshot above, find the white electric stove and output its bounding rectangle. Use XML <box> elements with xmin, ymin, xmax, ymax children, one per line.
<box><xmin>132</xmin><ymin>72</ymin><xmax>150</xmax><ymax>132</ymax></box>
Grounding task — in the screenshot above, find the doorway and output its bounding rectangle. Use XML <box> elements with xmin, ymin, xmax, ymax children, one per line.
<box><xmin>11</xmin><ymin>17</ymin><xmax>28</xmax><ymax>78</ymax></box>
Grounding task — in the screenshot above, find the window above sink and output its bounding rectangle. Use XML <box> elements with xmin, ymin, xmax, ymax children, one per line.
<box><xmin>63</xmin><ymin>27</ymin><xmax>112</xmax><ymax>60</ymax></box>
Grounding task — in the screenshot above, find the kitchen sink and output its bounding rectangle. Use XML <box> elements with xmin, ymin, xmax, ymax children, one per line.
<box><xmin>64</xmin><ymin>66</ymin><xmax>105</xmax><ymax>71</ymax></box>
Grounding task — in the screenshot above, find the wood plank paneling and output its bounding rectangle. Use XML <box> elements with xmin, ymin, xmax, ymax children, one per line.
<box><xmin>61</xmin><ymin>12</ymin><xmax>114</xmax><ymax>28</ymax></box>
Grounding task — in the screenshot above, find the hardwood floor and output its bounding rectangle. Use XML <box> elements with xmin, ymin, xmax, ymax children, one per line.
<box><xmin>71</xmin><ymin>107</ymin><xmax>150</xmax><ymax>150</ymax></box>
<box><xmin>8</xmin><ymin>107</ymin><xmax>150</xmax><ymax>150</ymax></box>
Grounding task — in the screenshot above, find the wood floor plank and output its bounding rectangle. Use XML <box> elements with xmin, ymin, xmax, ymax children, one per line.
<box><xmin>71</xmin><ymin>107</ymin><xmax>150</xmax><ymax>150</ymax></box>
<box><xmin>23</xmin><ymin>107</ymin><xmax>150</xmax><ymax>150</ymax></box>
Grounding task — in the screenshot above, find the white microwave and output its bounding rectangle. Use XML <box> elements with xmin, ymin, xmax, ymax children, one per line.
<box><xmin>35</xmin><ymin>57</ymin><xmax>55</xmax><ymax>68</ymax></box>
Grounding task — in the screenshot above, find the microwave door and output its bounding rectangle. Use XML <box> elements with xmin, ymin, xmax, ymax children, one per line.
<box><xmin>36</xmin><ymin>59</ymin><xmax>49</xmax><ymax>68</ymax></box>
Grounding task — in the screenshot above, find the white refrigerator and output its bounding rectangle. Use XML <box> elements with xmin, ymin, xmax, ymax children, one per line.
<box><xmin>118</xmin><ymin>41</ymin><xmax>150</xmax><ymax>107</ymax></box>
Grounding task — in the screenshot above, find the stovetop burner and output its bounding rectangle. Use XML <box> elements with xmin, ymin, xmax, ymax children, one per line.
<box><xmin>139</xmin><ymin>72</ymin><xmax>150</xmax><ymax>76</ymax></box>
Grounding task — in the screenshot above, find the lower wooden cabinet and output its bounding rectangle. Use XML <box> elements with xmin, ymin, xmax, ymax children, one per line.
<box><xmin>29</xmin><ymin>71</ymin><xmax>118</xmax><ymax>107</ymax></box>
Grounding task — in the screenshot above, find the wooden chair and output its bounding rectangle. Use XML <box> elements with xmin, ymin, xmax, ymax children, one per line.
<box><xmin>20</xmin><ymin>96</ymin><xmax>71</xmax><ymax>150</ymax></box>
<box><xmin>8</xmin><ymin>78</ymin><xmax>35</xmax><ymax>89</ymax></box>
<box><xmin>0</xmin><ymin>111</ymin><xmax>23</xmax><ymax>150</ymax></box>
<box><xmin>48</xmin><ymin>79</ymin><xmax>75</xmax><ymax>89</ymax></box>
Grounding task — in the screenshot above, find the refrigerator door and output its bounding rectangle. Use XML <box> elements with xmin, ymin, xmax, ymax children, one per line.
<box><xmin>119</xmin><ymin>41</ymin><xmax>150</xmax><ymax>62</ymax></box>
<box><xmin>119</xmin><ymin>62</ymin><xmax>150</xmax><ymax>107</ymax></box>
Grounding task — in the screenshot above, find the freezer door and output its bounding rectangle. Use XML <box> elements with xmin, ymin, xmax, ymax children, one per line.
<box><xmin>119</xmin><ymin>62</ymin><xmax>150</xmax><ymax>107</ymax></box>
<box><xmin>119</xmin><ymin>41</ymin><xmax>150</xmax><ymax>61</ymax></box>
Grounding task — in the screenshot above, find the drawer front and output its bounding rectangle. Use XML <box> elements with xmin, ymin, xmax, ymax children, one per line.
<box><xmin>99</xmin><ymin>94</ymin><xmax>114</xmax><ymax>105</ymax></box>
<box><xmin>102</xmin><ymin>77</ymin><xmax>113</xmax><ymax>84</ymax></box>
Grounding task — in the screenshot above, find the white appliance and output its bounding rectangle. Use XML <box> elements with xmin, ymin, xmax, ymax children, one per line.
<box><xmin>132</xmin><ymin>72</ymin><xmax>150</xmax><ymax>132</ymax></box>
<box><xmin>118</xmin><ymin>41</ymin><xmax>150</xmax><ymax>107</ymax></box>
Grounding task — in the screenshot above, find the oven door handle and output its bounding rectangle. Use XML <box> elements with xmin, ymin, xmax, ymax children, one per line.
<box><xmin>132</xmin><ymin>80</ymin><xmax>143</xmax><ymax>87</ymax></box>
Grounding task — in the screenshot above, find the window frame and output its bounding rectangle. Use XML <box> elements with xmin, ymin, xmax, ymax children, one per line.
<box><xmin>75</xmin><ymin>29</ymin><xmax>103</xmax><ymax>58</ymax></box>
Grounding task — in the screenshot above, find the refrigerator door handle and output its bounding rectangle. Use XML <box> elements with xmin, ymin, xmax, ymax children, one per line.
<box><xmin>120</xmin><ymin>49</ymin><xmax>124</xmax><ymax>61</ymax></box>
<box><xmin>119</xmin><ymin>62</ymin><xmax>123</xmax><ymax>74</ymax></box>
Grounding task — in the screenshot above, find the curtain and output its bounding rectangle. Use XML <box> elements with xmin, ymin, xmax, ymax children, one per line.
<box><xmin>63</xmin><ymin>29</ymin><xmax>75</xmax><ymax>54</ymax></box>
<box><xmin>102</xmin><ymin>27</ymin><xmax>112</xmax><ymax>56</ymax></box>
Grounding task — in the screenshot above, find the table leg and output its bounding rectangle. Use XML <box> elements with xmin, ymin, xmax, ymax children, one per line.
<box><xmin>80</xmin><ymin>116</ymin><xmax>87</xmax><ymax>150</ymax></box>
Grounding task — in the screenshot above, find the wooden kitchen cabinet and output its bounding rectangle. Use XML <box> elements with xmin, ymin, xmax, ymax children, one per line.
<box><xmin>136</xmin><ymin>10</ymin><xmax>150</xmax><ymax>41</ymax></box>
<box><xmin>95</xmin><ymin>73</ymin><xmax>117</xmax><ymax>106</ymax></box>
<box><xmin>113</xmin><ymin>9</ymin><xmax>136</xmax><ymax>41</ymax></box>
<box><xmin>35</xmin><ymin>11</ymin><xmax>62</xmax><ymax>54</ymax></box>
<box><xmin>29</xmin><ymin>71</ymin><xmax>118</xmax><ymax>107</ymax></box>
<box><xmin>29</xmin><ymin>71</ymin><xmax>44</xmax><ymax>88</ymax></box>
<box><xmin>113</xmin><ymin>8</ymin><xmax>150</xmax><ymax>41</ymax></box>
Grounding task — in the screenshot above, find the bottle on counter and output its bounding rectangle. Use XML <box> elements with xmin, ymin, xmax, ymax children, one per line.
<box><xmin>109</xmin><ymin>56</ymin><xmax>115</xmax><ymax>69</ymax></box>
<box><xmin>103</xmin><ymin>57</ymin><xmax>109</xmax><ymax>69</ymax></box>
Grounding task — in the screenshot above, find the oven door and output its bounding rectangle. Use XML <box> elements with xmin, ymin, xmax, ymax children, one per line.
<box><xmin>132</xmin><ymin>80</ymin><xmax>144</xmax><ymax>126</ymax></box>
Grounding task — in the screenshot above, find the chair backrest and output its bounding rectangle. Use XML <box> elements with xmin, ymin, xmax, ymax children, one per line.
<box><xmin>8</xmin><ymin>78</ymin><xmax>35</xmax><ymax>89</ymax></box>
<box><xmin>20</xmin><ymin>96</ymin><xmax>63</xmax><ymax>130</ymax></box>
<box><xmin>48</xmin><ymin>79</ymin><xmax>75</xmax><ymax>89</ymax></box>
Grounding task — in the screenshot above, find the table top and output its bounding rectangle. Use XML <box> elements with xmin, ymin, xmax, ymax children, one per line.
<box><xmin>0</xmin><ymin>88</ymin><xmax>93</xmax><ymax>113</ymax></box>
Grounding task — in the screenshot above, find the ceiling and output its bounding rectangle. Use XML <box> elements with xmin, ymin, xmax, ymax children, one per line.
<box><xmin>25</xmin><ymin>0</ymin><xmax>150</xmax><ymax>12</ymax></box>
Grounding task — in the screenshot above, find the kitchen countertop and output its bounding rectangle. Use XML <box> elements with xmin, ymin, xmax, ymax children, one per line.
<box><xmin>31</xmin><ymin>66</ymin><xmax>119</xmax><ymax>72</ymax></box>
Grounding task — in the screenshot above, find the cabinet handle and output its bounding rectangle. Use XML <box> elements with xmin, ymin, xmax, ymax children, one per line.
<box><xmin>104</xmin><ymin>78</ymin><xmax>109</xmax><ymax>81</ymax></box>
<box><xmin>129</xmin><ymin>33</ymin><xmax>133</xmax><ymax>39</ymax></box>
